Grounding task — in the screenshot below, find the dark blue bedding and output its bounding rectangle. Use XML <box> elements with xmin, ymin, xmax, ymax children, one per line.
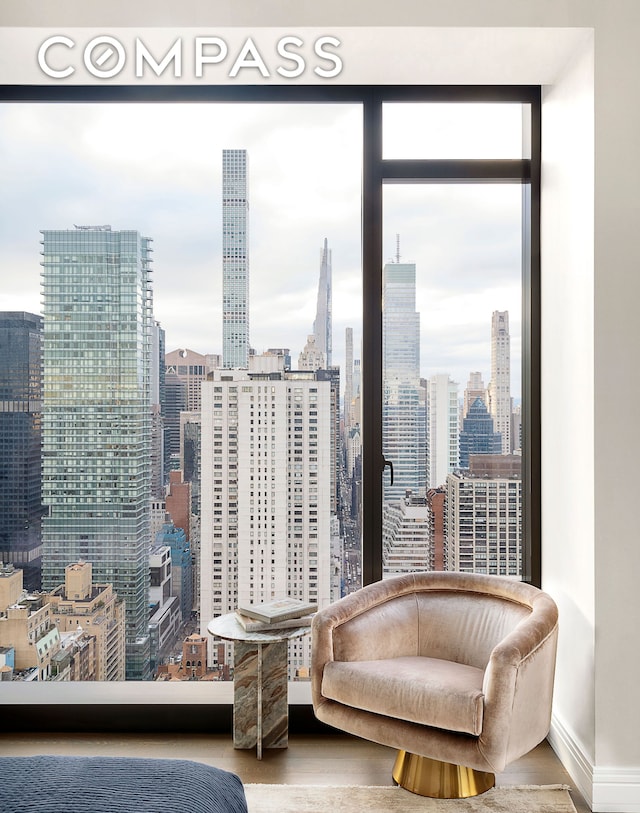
<box><xmin>0</xmin><ymin>755</ymin><xmax>247</xmax><ymax>813</ymax></box>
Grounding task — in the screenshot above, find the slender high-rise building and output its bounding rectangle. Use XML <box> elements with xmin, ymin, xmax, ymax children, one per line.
<box><xmin>222</xmin><ymin>149</ymin><xmax>250</xmax><ymax>369</ymax></box>
<box><xmin>164</xmin><ymin>371</ymin><xmax>186</xmax><ymax>468</ymax></box>
<box><xmin>40</xmin><ymin>226</ymin><xmax>153</xmax><ymax>680</ymax></box>
<box><xmin>150</xmin><ymin>321</ymin><xmax>165</xmax><ymax>499</ymax></box>
<box><xmin>352</xmin><ymin>358</ymin><xmax>361</xmax><ymax>424</ymax></box>
<box><xmin>382</xmin><ymin>257</ymin><xmax>426</xmax><ymax>502</ymax></box>
<box><xmin>0</xmin><ymin>312</ymin><xmax>44</xmax><ymax>592</ymax></box>
<box><xmin>344</xmin><ymin>326</ymin><xmax>354</xmax><ymax>430</ymax></box>
<box><xmin>488</xmin><ymin>310</ymin><xmax>511</xmax><ymax>454</ymax></box>
<box><xmin>426</xmin><ymin>373</ymin><xmax>459</xmax><ymax>489</ymax></box>
<box><xmin>383</xmin><ymin>261</ymin><xmax>420</xmax><ymax>381</ymax></box>
<box><xmin>313</xmin><ymin>238</ymin><xmax>332</xmax><ymax>367</ymax></box>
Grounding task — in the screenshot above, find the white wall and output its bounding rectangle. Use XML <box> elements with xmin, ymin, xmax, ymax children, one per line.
<box><xmin>4</xmin><ymin>1</ymin><xmax>640</xmax><ymax>809</ymax></box>
<box><xmin>591</xmin><ymin>5</ymin><xmax>640</xmax><ymax>810</ymax></box>
<box><xmin>540</xmin><ymin>36</ymin><xmax>597</xmax><ymax>805</ymax></box>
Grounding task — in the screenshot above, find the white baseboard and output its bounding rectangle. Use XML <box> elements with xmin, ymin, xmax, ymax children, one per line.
<box><xmin>548</xmin><ymin>713</ymin><xmax>593</xmax><ymax>809</ymax></box>
<box><xmin>592</xmin><ymin>768</ymin><xmax>640</xmax><ymax>813</ymax></box>
<box><xmin>549</xmin><ymin>715</ymin><xmax>640</xmax><ymax>812</ymax></box>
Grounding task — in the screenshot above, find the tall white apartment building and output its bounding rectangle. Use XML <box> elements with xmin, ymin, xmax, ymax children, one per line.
<box><xmin>200</xmin><ymin>370</ymin><xmax>332</xmax><ymax>678</ymax></box>
<box><xmin>426</xmin><ymin>373</ymin><xmax>459</xmax><ymax>489</ymax></box>
<box><xmin>488</xmin><ymin>310</ymin><xmax>511</xmax><ymax>454</ymax></box>
<box><xmin>444</xmin><ymin>469</ymin><xmax>522</xmax><ymax>576</ymax></box>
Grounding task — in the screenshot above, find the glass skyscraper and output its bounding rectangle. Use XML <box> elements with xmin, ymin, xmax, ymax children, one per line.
<box><xmin>222</xmin><ymin>149</ymin><xmax>250</xmax><ymax>369</ymax></box>
<box><xmin>382</xmin><ymin>261</ymin><xmax>426</xmax><ymax>502</ymax></box>
<box><xmin>0</xmin><ymin>311</ymin><xmax>44</xmax><ymax>592</ymax></box>
<box><xmin>458</xmin><ymin>397</ymin><xmax>502</xmax><ymax>468</ymax></box>
<box><xmin>40</xmin><ymin>226</ymin><xmax>153</xmax><ymax>680</ymax></box>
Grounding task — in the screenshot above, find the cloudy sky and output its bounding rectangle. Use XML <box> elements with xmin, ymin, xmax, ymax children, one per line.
<box><xmin>0</xmin><ymin>100</ymin><xmax>522</xmax><ymax>397</ymax></box>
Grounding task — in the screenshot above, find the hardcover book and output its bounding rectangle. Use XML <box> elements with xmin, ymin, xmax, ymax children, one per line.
<box><xmin>236</xmin><ymin>597</ymin><xmax>318</xmax><ymax>624</ymax></box>
<box><xmin>235</xmin><ymin>611</ymin><xmax>315</xmax><ymax>632</ymax></box>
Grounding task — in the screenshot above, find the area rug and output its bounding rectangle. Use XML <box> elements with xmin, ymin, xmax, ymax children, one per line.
<box><xmin>242</xmin><ymin>783</ymin><xmax>576</xmax><ymax>812</ymax></box>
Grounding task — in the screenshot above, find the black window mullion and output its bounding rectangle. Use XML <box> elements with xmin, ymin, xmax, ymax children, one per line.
<box><xmin>361</xmin><ymin>92</ymin><xmax>384</xmax><ymax>586</ymax></box>
<box><xmin>381</xmin><ymin>158</ymin><xmax>531</xmax><ymax>183</ymax></box>
<box><xmin>522</xmin><ymin>87</ymin><xmax>542</xmax><ymax>586</ymax></box>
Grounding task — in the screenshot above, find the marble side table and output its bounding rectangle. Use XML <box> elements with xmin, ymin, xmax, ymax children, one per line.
<box><xmin>207</xmin><ymin>613</ymin><xmax>311</xmax><ymax>759</ymax></box>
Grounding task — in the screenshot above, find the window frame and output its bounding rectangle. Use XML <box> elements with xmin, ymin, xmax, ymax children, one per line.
<box><xmin>0</xmin><ymin>83</ymin><xmax>540</xmax><ymax>728</ymax></box>
<box><xmin>362</xmin><ymin>86</ymin><xmax>541</xmax><ymax>587</ymax></box>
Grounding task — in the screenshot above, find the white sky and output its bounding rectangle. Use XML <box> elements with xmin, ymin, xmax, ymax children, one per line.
<box><xmin>0</xmin><ymin>101</ymin><xmax>523</xmax><ymax>397</ymax></box>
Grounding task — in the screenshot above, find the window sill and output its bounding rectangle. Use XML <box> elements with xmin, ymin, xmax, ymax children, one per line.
<box><xmin>2</xmin><ymin>679</ymin><xmax>311</xmax><ymax>705</ymax></box>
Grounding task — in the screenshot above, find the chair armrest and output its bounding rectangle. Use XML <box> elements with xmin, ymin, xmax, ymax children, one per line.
<box><xmin>481</xmin><ymin>591</ymin><xmax>558</xmax><ymax>770</ymax></box>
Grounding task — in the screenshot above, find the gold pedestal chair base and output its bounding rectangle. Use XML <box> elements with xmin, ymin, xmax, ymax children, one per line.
<box><xmin>392</xmin><ymin>751</ymin><xmax>495</xmax><ymax>798</ymax></box>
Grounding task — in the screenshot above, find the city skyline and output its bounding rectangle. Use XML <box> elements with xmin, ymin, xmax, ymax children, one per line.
<box><xmin>0</xmin><ymin>102</ymin><xmax>522</xmax><ymax>397</ymax></box>
<box><xmin>1</xmin><ymin>224</ymin><xmax>522</xmax><ymax>680</ymax></box>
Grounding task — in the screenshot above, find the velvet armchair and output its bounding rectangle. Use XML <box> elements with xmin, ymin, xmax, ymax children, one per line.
<box><xmin>311</xmin><ymin>571</ymin><xmax>558</xmax><ymax>798</ymax></box>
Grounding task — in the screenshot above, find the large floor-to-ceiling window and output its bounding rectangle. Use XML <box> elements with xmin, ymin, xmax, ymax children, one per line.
<box><xmin>0</xmin><ymin>85</ymin><xmax>539</xmax><ymax>710</ymax></box>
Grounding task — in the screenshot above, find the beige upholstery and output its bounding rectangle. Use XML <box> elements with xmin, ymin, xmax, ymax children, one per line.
<box><xmin>311</xmin><ymin>571</ymin><xmax>558</xmax><ymax>774</ymax></box>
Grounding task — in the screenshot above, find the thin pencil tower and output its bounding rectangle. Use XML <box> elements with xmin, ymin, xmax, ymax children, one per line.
<box><xmin>222</xmin><ymin>149</ymin><xmax>250</xmax><ymax>368</ymax></box>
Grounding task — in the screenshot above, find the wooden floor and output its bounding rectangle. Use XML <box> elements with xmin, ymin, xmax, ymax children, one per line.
<box><xmin>1</xmin><ymin>732</ymin><xmax>590</xmax><ymax>811</ymax></box>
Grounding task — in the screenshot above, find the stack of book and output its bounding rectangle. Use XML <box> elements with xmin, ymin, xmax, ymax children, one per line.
<box><xmin>235</xmin><ymin>597</ymin><xmax>317</xmax><ymax>632</ymax></box>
